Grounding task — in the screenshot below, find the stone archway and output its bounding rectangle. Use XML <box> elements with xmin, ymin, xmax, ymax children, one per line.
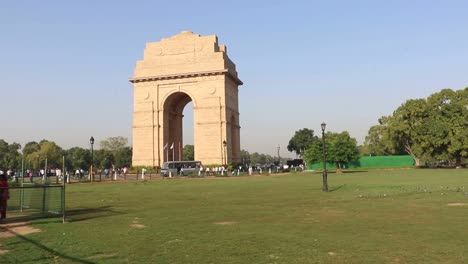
<box><xmin>162</xmin><ymin>91</ymin><xmax>192</xmax><ymax>162</ymax></box>
<box><xmin>129</xmin><ymin>31</ymin><xmax>242</xmax><ymax>167</ymax></box>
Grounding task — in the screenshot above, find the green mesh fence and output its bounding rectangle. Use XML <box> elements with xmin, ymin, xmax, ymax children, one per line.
<box><xmin>308</xmin><ymin>155</ymin><xmax>415</xmax><ymax>170</ymax></box>
<box><xmin>1</xmin><ymin>185</ymin><xmax>64</xmax><ymax>219</ymax></box>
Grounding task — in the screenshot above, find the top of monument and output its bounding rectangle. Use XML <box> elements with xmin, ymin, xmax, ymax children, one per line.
<box><xmin>131</xmin><ymin>31</ymin><xmax>242</xmax><ymax>85</ymax></box>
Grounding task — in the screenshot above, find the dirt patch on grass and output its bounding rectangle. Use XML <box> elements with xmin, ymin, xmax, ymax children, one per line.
<box><xmin>130</xmin><ymin>218</ymin><xmax>146</xmax><ymax>228</ymax></box>
<box><xmin>213</xmin><ymin>221</ymin><xmax>238</xmax><ymax>225</ymax></box>
<box><xmin>88</xmin><ymin>253</ymin><xmax>116</xmax><ymax>259</ymax></box>
<box><xmin>0</xmin><ymin>249</ymin><xmax>9</xmax><ymax>255</ymax></box>
<box><xmin>0</xmin><ymin>222</ymin><xmax>41</xmax><ymax>238</ymax></box>
<box><xmin>447</xmin><ymin>203</ymin><xmax>468</xmax><ymax>207</ymax></box>
<box><xmin>322</xmin><ymin>208</ymin><xmax>345</xmax><ymax>216</ymax></box>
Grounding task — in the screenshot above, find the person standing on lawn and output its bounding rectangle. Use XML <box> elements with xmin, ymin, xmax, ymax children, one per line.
<box><xmin>0</xmin><ymin>174</ymin><xmax>10</xmax><ymax>219</ymax></box>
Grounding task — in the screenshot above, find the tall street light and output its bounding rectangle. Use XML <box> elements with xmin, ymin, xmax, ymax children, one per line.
<box><xmin>223</xmin><ymin>140</ymin><xmax>227</xmax><ymax>165</ymax></box>
<box><xmin>277</xmin><ymin>145</ymin><xmax>281</xmax><ymax>164</ymax></box>
<box><xmin>321</xmin><ymin>122</ymin><xmax>328</xmax><ymax>192</ymax></box>
<box><xmin>90</xmin><ymin>136</ymin><xmax>95</xmax><ymax>183</ymax></box>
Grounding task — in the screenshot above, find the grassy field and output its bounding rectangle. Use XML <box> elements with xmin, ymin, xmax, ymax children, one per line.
<box><xmin>1</xmin><ymin>169</ymin><xmax>468</xmax><ymax>263</ymax></box>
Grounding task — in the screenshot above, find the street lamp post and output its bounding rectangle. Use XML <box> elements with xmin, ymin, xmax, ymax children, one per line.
<box><xmin>90</xmin><ymin>136</ymin><xmax>94</xmax><ymax>183</ymax></box>
<box><xmin>223</xmin><ymin>140</ymin><xmax>227</xmax><ymax>165</ymax></box>
<box><xmin>321</xmin><ymin>122</ymin><xmax>328</xmax><ymax>192</ymax></box>
<box><xmin>277</xmin><ymin>145</ymin><xmax>281</xmax><ymax>164</ymax></box>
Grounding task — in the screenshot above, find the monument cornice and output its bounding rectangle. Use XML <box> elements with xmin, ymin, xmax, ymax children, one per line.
<box><xmin>129</xmin><ymin>69</ymin><xmax>243</xmax><ymax>85</ymax></box>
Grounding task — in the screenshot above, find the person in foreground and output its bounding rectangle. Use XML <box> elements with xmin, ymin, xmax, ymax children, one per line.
<box><xmin>0</xmin><ymin>174</ymin><xmax>10</xmax><ymax>219</ymax></box>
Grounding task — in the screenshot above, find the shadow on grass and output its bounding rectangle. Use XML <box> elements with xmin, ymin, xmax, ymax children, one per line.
<box><xmin>66</xmin><ymin>206</ymin><xmax>126</xmax><ymax>222</ymax></box>
<box><xmin>312</xmin><ymin>170</ymin><xmax>368</xmax><ymax>174</ymax></box>
<box><xmin>5</xmin><ymin>206</ymin><xmax>125</xmax><ymax>224</ymax></box>
<box><xmin>329</xmin><ymin>184</ymin><xmax>346</xmax><ymax>192</ymax></box>
<box><xmin>0</xmin><ymin>222</ymin><xmax>96</xmax><ymax>264</ymax></box>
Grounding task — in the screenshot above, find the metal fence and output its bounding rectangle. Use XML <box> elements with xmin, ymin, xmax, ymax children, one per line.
<box><xmin>1</xmin><ymin>184</ymin><xmax>64</xmax><ymax>221</ymax></box>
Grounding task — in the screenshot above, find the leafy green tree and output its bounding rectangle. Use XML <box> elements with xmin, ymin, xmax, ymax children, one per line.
<box><xmin>64</xmin><ymin>147</ymin><xmax>90</xmax><ymax>171</ymax></box>
<box><xmin>22</xmin><ymin>141</ymin><xmax>40</xmax><ymax>156</ymax></box>
<box><xmin>183</xmin><ymin>145</ymin><xmax>194</xmax><ymax>161</ymax></box>
<box><xmin>240</xmin><ymin>149</ymin><xmax>250</xmax><ymax>164</ymax></box>
<box><xmin>373</xmin><ymin>88</ymin><xmax>468</xmax><ymax>166</ymax></box>
<box><xmin>287</xmin><ymin>128</ymin><xmax>319</xmax><ymax>157</ymax></box>
<box><xmin>38</xmin><ymin>141</ymin><xmax>63</xmax><ymax>168</ymax></box>
<box><xmin>424</xmin><ymin>88</ymin><xmax>468</xmax><ymax>165</ymax></box>
<box><xmin>380</xmin><ymin>99</ymin><xmax>428</xmax><ymax>166</ymax></box>
<box><xmin>114</xmin><ymin>147</ymin><xmax>132</xmax><ymax>168</ymax></box>
<box><xmin>24</xmin><ymin>140</ymin><xmax>63</xmax><ymax>169</ymax></box>
<box><xmin>304</xmin><ymin>140</ymin><xmax>326</xmax><ymax>165</ymax></box>
<box><xmin>362</xmin><ymin>125</ymin><xmax>388</xmax><ymax>156</ymax></box>
<box><xmin>304</xmin><ymin>131</ymin><xmax>360</xmax><ymax>171</ymax></box>
<box><xmin>100</xmin><ymin>137</ymin><xmax>128</xmax><ymax>153</ymax></box>
<box><xmin>328</xmin><ymin>131</ymin><xmax>360</xmax><ymax>171</ymax></box>
<box><xmin>250</xmin><ymin>152</ymin><xmax>275</xmax><ymax>165</ymax></box>
<box><xmin>237</xmin><ymin>150</ymin><xmax>275</xmax><ymax>166</ymax></box>
<box><xmin>0</xmin><ymin>140</ymin><xmax>22</xmax><ymax>170</ymax></box>
<box><xmin>94</xmin><ymin>149</ymin><xmax>114</xmax><ymax>169</ymax></box>
<box><xmin>99</xmin><ymin>136</ymin><xmax>130</xmax><ymax>168</ymax></box>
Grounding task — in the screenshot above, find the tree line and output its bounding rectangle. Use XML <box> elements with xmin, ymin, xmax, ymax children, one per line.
<box><xmin>361</xmin><ymin>88</ymin><xmax>467</xmax><ymax>166</ymax></box>
<box><xmin>288</xmin><ymin>88</ymin><xmax>467</xmax><ymax>168</ymax></box>
<box><xmin>287</xmin><ymin>128</ymin><xmax>360</xmax><ymax>171</ymax></box>
<box><xmin>0</xmin><ymin>136</ymin><xmax>132</xmax><ymax>172</ymax></box>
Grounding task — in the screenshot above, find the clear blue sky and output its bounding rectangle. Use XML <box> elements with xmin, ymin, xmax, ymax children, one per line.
<box><xmin>1</xmin><ymin>0</ymin><xmax>467</xmax><ymax>157</ymax></box>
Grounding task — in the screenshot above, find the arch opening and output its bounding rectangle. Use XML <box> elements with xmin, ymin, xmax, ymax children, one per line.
<box><xmin>163</xmin><ymin>92</ymin><xmax>194</xmax><ymax>162</ymax></box>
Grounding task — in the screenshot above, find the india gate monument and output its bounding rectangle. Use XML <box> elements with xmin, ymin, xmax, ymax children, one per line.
<box><xmin>129</xmin><ymin>31</ymin><xmax>243</xmax><ymax>167</ymax></box>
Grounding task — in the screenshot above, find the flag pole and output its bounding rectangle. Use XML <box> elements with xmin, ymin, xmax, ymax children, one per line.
<box><xmin>172</xmin><ymin>142</ymin><xmax>175</xmax><ymax>161</ymax></box>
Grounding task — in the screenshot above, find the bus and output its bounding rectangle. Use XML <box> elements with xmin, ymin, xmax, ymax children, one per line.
<box><xmin>160</xmin><ymin>161</ymin><xmax>202</xmax><ymax>176</ymax></box>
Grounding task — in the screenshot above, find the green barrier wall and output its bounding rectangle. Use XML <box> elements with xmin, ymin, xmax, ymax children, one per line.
<box><xmin>308</xmin><ymin>155</ymin><xmax>414</xmax><ymax>170</ymax></box>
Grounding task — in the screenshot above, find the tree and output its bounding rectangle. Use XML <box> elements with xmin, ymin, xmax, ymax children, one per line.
<box><xmin>64</xmin><ymin>147</ymin><xmax>90</xmax><ymax>171</ymax></box>
<box><xmin>424</xmin><ymin>88</ymin><xmax>468</xmax><ymax>165</ymax></box>
<box><xmin>287</xmin><ymin>128</ymin><xmax>319</xmax><ymax>157</ymax></box>
<box><xmin>240</xmin><ymin>149</ymin><xmax>250</xmax><ymax>164</ymax></box>
<box><xmin>237</xmin><ymin>150</ymin><xmax>274</xmax><ymax>166</ymax></box>
<box><xmin>94</xmin><ymin>149</ymin><xmax>114</xmax><ymax>170</ymax></box>
<box><xmin>182</xmin><ymin>145</ymin><xmax>194</xmax><ymax>161</ymax></box>
<box><xmin>303</xmin><ymin>140</ymin><xmax>323</xmax><ymax>164</ymax></box>
<box><xmin>249</xmin><ymin>152</ymin><xmax>275</xmax><ymax>165</ymax></box>
<box><xmin>379</xmin><ymin>99</ymin><xmax>428</xmax><ymax>166</ymax></box>
<box><xmin>100</xmin><ymin>137</ymin><xmax>128</xmax><ymax>153</ymax></box>
<box><xmin>24</xmin><ymin>140</ymin><xmax>63</xmax><ymax>170</ymax></box>
<box><xmin>362</xmin><ymin>124</ymin><xmax>389</xmax><ymax>156</ymax></box>
<box><xmin>372</xmin><ymin>88</ymin><xmax>468</xmax><ymax>166</ymax></box>
<box><xmin>304</xmin><ymin>131</ymin><xmax>360</xmax><ymax>172</ymax></box>
<box><xmin>114</xmin><ymin>147</ymin><xmax>132</xmax><ymax>168</ymax></box>
<box><xmin>328</xmin><ymin>131</ymin><xmax>360</xmax><ymax>171</ymax></box>
<box><xmin>22</xmin><ymin>141</ymin><xmax>40</xmax><ymax>156</ymax></box>
<box><xmin>99</xmin><ymin>137</ymin><xmax>130</xmax><ymax>168</ymax></box>
<box><xmin>0</xmin><ymin>140</ymin><xmax>22</xmax><ymax>170</ymax></box>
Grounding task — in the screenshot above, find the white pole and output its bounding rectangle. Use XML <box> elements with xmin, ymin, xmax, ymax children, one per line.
<box><xmin>43</xmin><ymin>158</ymin><xmax>47</xmax><ymax>183</ymax></box>
<box><xmin>21</xmin><ymin>158</ymin><xmax>24</xmax><ymax>186</ymax></box>
<box><xmin>172</xmin><ymin>144</ymin><xmax>175</xmax><ymax>161</ymax></box>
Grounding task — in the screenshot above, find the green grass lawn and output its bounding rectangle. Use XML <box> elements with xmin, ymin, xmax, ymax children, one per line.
<box><xmin>2</xmin><ymin>169</ymin><xmax>468</xmax><ymax>263</ymax></box>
